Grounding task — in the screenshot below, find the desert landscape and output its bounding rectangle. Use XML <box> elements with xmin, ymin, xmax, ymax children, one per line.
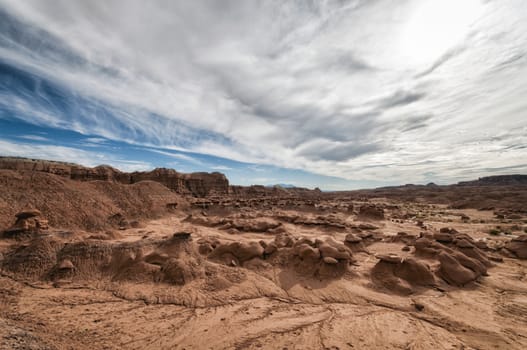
<box><xmin>2</xmin><ymin>1</ymin><xmax>527</xmax><ymax>349</ymax></box>
<box><xmin>0</xmin><ymin>157</ymin><xmax>526</xmax><ymax>350</ymax></box>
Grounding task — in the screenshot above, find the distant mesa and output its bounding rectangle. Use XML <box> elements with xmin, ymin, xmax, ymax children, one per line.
<box><xmin>0</xmin><ymin>156</ymin><xmax>228</xmax><ymax>197</ymax></box>
<box><xmin>457</xmin><ymin>175</ymin><xmax>527</xmax><ymax>186</ymax></box>
<box><xmin>271</xmin><ymin>183</ymin><xmax>296</xmax><ymax>188</ymax></box>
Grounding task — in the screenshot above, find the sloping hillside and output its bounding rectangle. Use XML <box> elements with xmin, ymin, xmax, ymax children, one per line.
<box><xmin>0</xmin><ymin>169</ymin><xmax>184</xmax><ymax>231</ymax></box>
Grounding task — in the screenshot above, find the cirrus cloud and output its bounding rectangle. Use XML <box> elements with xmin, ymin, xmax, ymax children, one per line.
<box><xmin>0</xmin><ymin>0</ymin><xmax>526</xmax><ymax>187</ymax></box>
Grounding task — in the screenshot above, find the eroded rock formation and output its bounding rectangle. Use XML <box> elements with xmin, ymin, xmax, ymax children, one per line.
<box><xmin>0</xmin><ymin>157</ymin><xmax>229</xmax><ymax>197</ymax></box>
<box><xmin>2</xmin><ymin>209</ymin><xmax>49</xmax><ymax>238</ymax></box>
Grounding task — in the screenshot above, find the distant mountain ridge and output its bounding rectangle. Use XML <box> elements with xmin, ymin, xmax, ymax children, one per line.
<box><xmin>457</xmin><ymin>175</ymin><xmax>527</xmax><ymax>186</ymax></box>
<box><xmin>1</xmin><ymin>156</ymin><xmax>526</xmax><ymax>193</ymax></box>
<box><xmin>270</xmin><ymin>183</ymin><xmax>296</xmax><ymax>188</ymax></box>
<box><xmin>373</xmin><ymin>175</ymin><xmax>527</xmax><ymax>191</ymax></box>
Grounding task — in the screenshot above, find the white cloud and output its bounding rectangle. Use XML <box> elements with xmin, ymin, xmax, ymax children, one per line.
<box><xmin>211</xmin><ymin>165</ymin><xmax>233</xmax><ymax>171</ymax></box>
<box><xmin>83</xmin><ymin>137</ymin><xmax>107</xmax><ymax>144</ymax></box>
<box><xmin>1</xmin><ymin>0</ymin><xmax>526</xmax><ymax>185</ymax></box>
<box><xmin>17</xmin><ymin>134</ymin><xmax>50</xmax><ymax>142</ymax></box>
<box><xmin>147</xmin><ymin>149</ymin><xmax>203</xmax><ymax>165</ymax></box>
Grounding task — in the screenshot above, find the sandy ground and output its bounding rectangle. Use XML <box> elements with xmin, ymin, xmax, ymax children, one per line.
<box><xmin>1</xmin><ymin>202</ymin><xmax>527</xmax><ymax>350</ymax></box>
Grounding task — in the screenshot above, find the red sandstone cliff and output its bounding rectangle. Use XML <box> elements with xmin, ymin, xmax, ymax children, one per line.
<box><xmin>0</xmin><ymin>157</ymin><xmax>229</xmax><ymax>197</ymax></box>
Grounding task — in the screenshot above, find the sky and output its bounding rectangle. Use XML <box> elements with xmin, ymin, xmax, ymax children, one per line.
<box><xmin>0</xmin><ymin>0</ymin><xmax>526</xmax><ymax>190</ymax></box>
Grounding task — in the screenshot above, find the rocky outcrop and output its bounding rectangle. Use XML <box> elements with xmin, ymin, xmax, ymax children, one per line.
<box><xmin>0</xmin><ymin>158</ymin><xmax>119</xmax><ymax>181</ymax></box>
<box><xmin>117</xmin><ymin>168</ymin><xmax>229</xmax><ymax>197</ymax></box>
<box><xmin>358</xmin><ymin>204</ymin><xmax>385</xmax><ymax>220</ymax></box>
<box><xmin>118</xmin><ymin>168</ymin><xmax>189</xmax><ymax>194</ymax></box>
<box><xmin>182</xmin><ymin>215</ymin><xmax>282</xmax><ymax>233</ymax></box>
<box><xmin>2</xmin><ymin>209</ymin><xmax>49</xmax><ymax>238</ymax></box>
<box><xmin>182</xmin><ymin>172</ymin><xmax>230</xmax><ymax>197</ymax></box>
<box><xmin>286</xmin><ymin>237</ymin><xmax>354</xmax><ymax>278</ymax></box>
<box><xmin>0</xmin><ymin>157</ymin><xmax>229</xmax><ymax>197</ymax></box>
<box><xmin>209</xmin><ymin>241</ymin><xmax>265</xmax><ymax>265</ymax></box>
<box><xmin>371</xmin><ymin>255</ymin><xmax>435</xmax><ymax>295</ymax></box>
<box><xmin>344</xmin><ymin>233</ymin><xmax>368</xmax><ymax>252</ymax></box>
<box><xmin>505</xmin><ymin>235</ymin><xmax>527</xmax><ymax>259</ymax></box>
<box><xmin>412</xmin><ymin>228</ymin><xmax>493</xmax><ymax>286</ymax></box>
<box><xmin>229</xmin><ymin>185</ymin><xmax>322</xmax><ymax>198</ymax></box>
<box><xmin>71</xmin><ymin>165</ymin><xmax>119</xmax><ymax>181</ymax></box>
<box><xmin>0</xmin><ymin>157</ymin><xmax>73</xmax><ymax>175</ymax></box>
<box><xmin>437</xmin><ymin>252</ymin><xmax>480</xmax><ymax>286</ymax></box>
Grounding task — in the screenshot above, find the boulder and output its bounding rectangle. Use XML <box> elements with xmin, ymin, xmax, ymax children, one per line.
<box><xmin>210</xmin><ymin>241</ymin><xmax>264</xmax><ymax>263</ymax></box>
<box><xmin>3</xmin><ymin>209</ymin><xmax>48</xmax><ymax>238</ymax></box>
<box><xmin>15</xmin><ymin>209</ymin><xmax>42</xmax><ymax>220</ymax></box>
<box><xmin>388</xmin><ymin>232</ymin><xmax>417</xmax><ymax>245</ymax></box>
<box><xmin>358</xmin><ymin>204</ymin><xmax>384</xmax><ymax>220</ymax></box>
<box><xmin>505</xmin><ymin>235</ymin><xmax>527</xmax><ymax>259</ymax></box>
<box><xmin>160</xmin><ymin>257</ymin><xmax>203</xmax><ymax>285</ymax></box>
<box><xmin>323</xmin><ymin>257</ymin><xmax>338</xmax><ymax>265</ymax></box>
<box><xmin>274</xmin><ymin>233</ymin><xmax>295</xmax><ymax>248</ymax></box>
<box><xmin>455</xmin><ymin>239</ymin><xmax>475</xmax><ymax>249</ymax></box>
<box><xmin>173</xmin><ymin>231</ymin><xmax>192</xmax><ymax>240</ymax></box>
<box><xmin>318</xmin><ymin>242</ymin><xmax>351</xmax><ymax>260</ymax></box>
<box><xmin>474</xmin><ymin>240</ymin><xmax>488</xmax><ymax>250</ymax></box>
<box><xmin>229</xmin><ymin>218</ymin><xmax>282</xmax><ymax>232</ymax></box>
<box><xmin>198</xmin><ymin>242</ymin><xmax>214</xmax><ymax>255</ymax></box>
<box><xmin>358</xmin><ymin>223</ymin><xmax>379</xmax><ymax>230</ymax></box>
<box><xmin>437</xmin><ymin>252</ymin><xmax>477</xmax><ymax>286</ymax></box>
<box><xmin>439</xmin><ymin>227</ymin><xmax>459</xmax><ymax>234</ymax></box>
<box><xmin>376</xmin><ymin>254</ymin><xmax>402</xmax><ymax>264</ymax></box>
<box><xmin>344</xmin><ymin>233</ymin><xmax>362</xmax><ymax>243</ymax></box>
<box><xmin>289</xmin><ymin>237</ymin><xmax>353</xmax><ymax>278</ymax></box>
<box><xmin>450</xmin><ymin>251</ymin><xmax>487</xmax><ymax>276</ymax></box>
<box><xmin>344</xmin><ymin>233</ymin><xmax>367</xmax><ymax>252</ymax></box>
<box><xmin>295</xmin><ymin>243</ymin><xmax>321</xmax><ymax>260</ymax></box>
<box><xmin>457</xmin><ymin>246</ymin><xmax>491</xmax><ymax>267</ymax></box>
<box><xmin>433</xmin><ymin>232</ymin><xmax>454</xmax><ymax>243</ymax></box>
<box><xmin>414</xmin><ymin>237</ymin><xmax>441</xmax><ymax>255</ymax></box>
<box><xmin>58</xmin><ymin>259</ymin><xmax>74</xmax><ymax>270</ymax></box>
<box><xmin>357</xmin><ymin>231</ymin><xmax>374</xmax><ymax>239</ymax></box>
<box><xmin>395</xmin><ymin>258</ymin><xmax>435</xmax><ymax>286</ymax></box>
<box><xmin>371</xmin><ymin>261</ymin><xmax>414</xmax><ymax>295</ymax></box>
<box><xmin>264</xmin><ymin>242</ymin><xmax>278</xmax><ymax>255</ymax></box>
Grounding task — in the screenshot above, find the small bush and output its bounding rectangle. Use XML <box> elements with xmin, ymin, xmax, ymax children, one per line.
<box><xmin>488</xmin><ymin>229</ymin><xmax>500</xmax><ymax>236</ymax></box>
